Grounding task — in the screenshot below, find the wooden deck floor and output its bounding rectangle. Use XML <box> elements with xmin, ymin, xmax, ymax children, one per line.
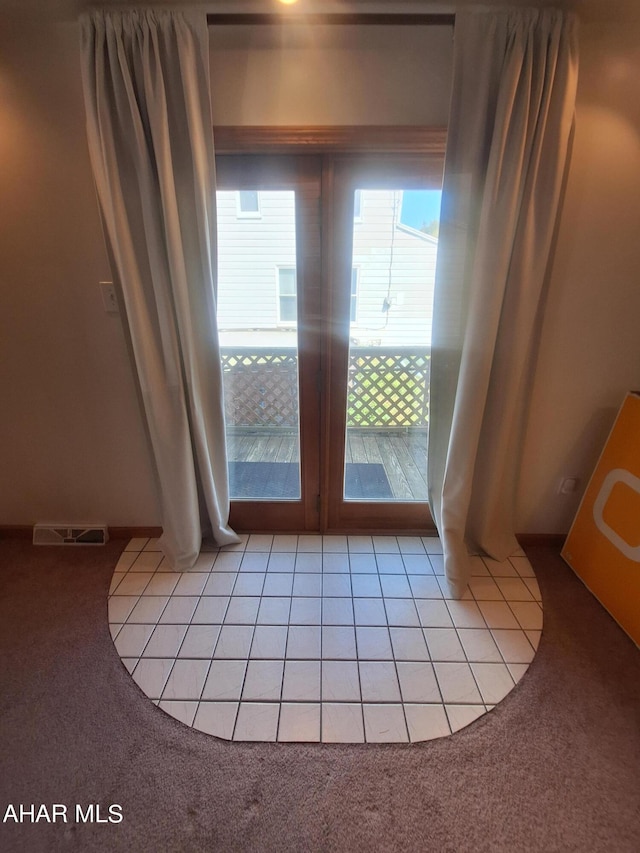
<box><xmin>227</xmin><ymin>428</ymin><xmax>428</xmax><ymax>501</ymax></box>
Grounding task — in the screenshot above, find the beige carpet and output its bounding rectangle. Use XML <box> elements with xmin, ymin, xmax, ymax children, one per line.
<box><xmin>0</xmin><ymin>539</ymin><xmax>638</xmax><ymax>852</ymax></box>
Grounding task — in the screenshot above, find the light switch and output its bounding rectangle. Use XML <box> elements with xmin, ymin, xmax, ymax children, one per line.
<box><xmin>100</xmin><ymin>281</ymin><xmax>119</xmax><ymax>314</ymax></box>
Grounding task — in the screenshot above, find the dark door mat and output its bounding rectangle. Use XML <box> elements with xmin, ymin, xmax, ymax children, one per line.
<box><xmin>344</xmin><ymin>462</ymin><xmax>393</xmax><ymax>500</ymax></box>
<box><xmin>229</xmin><ymin>461</ymin><xmax>301</xmax><ymax>499</ymax></box>
<box><xmin>228</xmin><ymin>461</ymin><xmax>393</xmax><ymax>500</ymax></box>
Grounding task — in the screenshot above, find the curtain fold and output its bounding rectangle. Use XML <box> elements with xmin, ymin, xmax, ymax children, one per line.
<box><xmin>428</xmin><ymin>8</ymin><xmax>579</xmax><ymax>597</ymax></box>
<box><xmin>80</xmin><ymin>9</ymin><xmax>239</xmax><ymax>569</ymax></box>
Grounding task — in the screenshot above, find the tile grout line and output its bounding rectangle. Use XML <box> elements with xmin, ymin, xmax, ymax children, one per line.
<box><xmin>159</xmin><ymin>547</ymin><xmax>233</xmax><ymax>707</ymax></box>
<box><xmin>169</xmin><ymin>542</ymin><xmax>248</xmax><ymax>709</ymax></box>
<box><xmin>379</xmin><ymin>538</ymin><xmax>422</xmax><ymax>743</ymax></box>
<box><xmin>232</xmin><ymin>536</ymin><xmax>273</xmax><ymax>741</ymax></box>
<box><xmin>120</xmin><ymin>545</ymin><xmax>157</xmax><ymax>677</ymax></box>
<box><xmin>276</xmin><ymin>537</ymin><xmax>298</xmax><ymax>742</ymax></box>
<box><xmin>348</xmin><ymin>550</ymin><xmax>367</xmax><ymax>744</ymax></box>
<box><xmin>132</xmin><ymin>552</ymin><xmax>184</xmax><ymax>666</ymax></box>
<box><xmin>466</xmin><ymin>561</ymin><xmax>515</xmax><ymax>700</ymax></box>
<box><xmin>168</xmin><ymin>548</ymin><xmax>228</xmax><ymax>725</ymax></box>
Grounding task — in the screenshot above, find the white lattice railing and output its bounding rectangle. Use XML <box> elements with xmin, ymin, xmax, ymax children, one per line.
<box><xmin>221</xmin><ymin>346</ymin><xmax>430</xmax><ymax>428</ymax></box>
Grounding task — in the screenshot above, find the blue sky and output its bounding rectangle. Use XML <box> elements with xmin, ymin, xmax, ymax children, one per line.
<box><xmin>400</xmin><ymin>190</ymin><xmax>442</xmax><ymax>230</ymax></box>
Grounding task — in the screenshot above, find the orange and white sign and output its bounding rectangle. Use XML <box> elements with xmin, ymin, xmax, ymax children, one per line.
<box><xmin>562</xmin><ymin>392</ymin><xmax>640</xmax><ymax>646</ymax></box>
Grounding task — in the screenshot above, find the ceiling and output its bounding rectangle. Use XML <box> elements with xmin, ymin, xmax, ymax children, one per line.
<box><xmin>201</xmin><ymin>0</ymin><xmax>640</xmax><ymax>21</ymax></box>
<box><xmin>5</xmin><ymin>0</ymin><xmax>640</xmax><ymax>26</ymax></box>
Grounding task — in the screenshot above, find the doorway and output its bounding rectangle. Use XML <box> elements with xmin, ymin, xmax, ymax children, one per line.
<box><xmin>215</xmin><ymin>151</ymin><xmax>442</xmax><ymax>534</ymax></box>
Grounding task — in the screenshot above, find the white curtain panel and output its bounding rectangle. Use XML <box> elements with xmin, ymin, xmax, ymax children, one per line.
<box><xmin>80</xmin><ymin>10</ymin><xmax>239</xmax><ymax>568</ymax></box>
<box><xmin>428</xmin><ymin>8</ymin><xmax>579</xmax><ymax>597</ymax></box>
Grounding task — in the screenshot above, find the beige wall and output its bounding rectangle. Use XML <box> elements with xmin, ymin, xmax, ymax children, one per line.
<box><xmin>0</xmin><ymin>18</ymin><xmax>160</xmax><ymax>526</ymax></box>
<box><xmin>209</xmin><ymin>24</ymin><xmax>453</xmax><ymax>125</ymax></box>
<box><xmin>1</xmin><ymin>13</ymin><xmax>639</xmax><ymax>534</ymax></box>
<box><xmin>517</xmin><ymin>21</ymin><xmax>640</xmax><ymax>532</ymax></box>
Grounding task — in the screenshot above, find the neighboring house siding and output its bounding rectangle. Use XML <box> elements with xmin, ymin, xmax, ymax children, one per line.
<box><xmin>216</xmin><ymin>190</ymin><xmax>296</xmax><ymax>332</ymax></box>
<box><xmin>351</xmin><ymin>190</ymin><xmax>436</xmax><ymax>347</ymax></box>
<box><xmin>216</xmin><ymin>188</ymin><xmax>436</xmax><ymax>347</ymax></box>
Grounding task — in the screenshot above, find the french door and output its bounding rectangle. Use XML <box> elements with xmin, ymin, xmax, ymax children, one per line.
<box><xmin>215</xmin><ymin>152</ymin><xmax>442</xmax><ymax>534</ymax></box>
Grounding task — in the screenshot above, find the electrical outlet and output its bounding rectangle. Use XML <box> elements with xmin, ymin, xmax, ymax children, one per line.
<box><xmin>558</xmin><ymin>477</ymin><xmax>580</xmax><ymax>495</ymax></box>
<box><xmin>100</xmin><ymin>281</ymin><xmax>119</xmax><ymax>314</ymax></box>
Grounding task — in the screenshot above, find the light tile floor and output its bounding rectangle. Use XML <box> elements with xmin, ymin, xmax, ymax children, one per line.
<box><xmin>108</xmin><ymin>534</ymin><xmax>542</xmax><ymax>743</ymax></box>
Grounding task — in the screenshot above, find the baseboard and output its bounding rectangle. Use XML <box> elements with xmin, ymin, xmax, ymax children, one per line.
<box><xmin>108</xmin><ymin>527</ymin><xmax>163</xmax><ymax>541</ymax></box>
<box><xmin>0</xmin><ymin>526</ymin><xmax>33</xmax><ymax>540</ymax></box>
<box><xmin>1</xmin><ymin>525</ymin><xmax>565</xmax><ymax>548</ymax></box>
<box><xmin>517</xmin><ymin>533</ymin><xmax>566</xmax><ymax>549</ymax></box>
<box><xmin>0</xmin><ymin>526</ymin><xmax>163</xmax><ymax>542</ymax></box>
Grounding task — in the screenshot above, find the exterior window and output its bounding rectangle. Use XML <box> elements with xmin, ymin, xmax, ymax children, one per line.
<box><xmin>351</xmin><ymin>267</ymin><xmax>359</xmax><ymax>322</ymax></box>
<box><xmin>237</xmin><ymin>190</ymin><xmax>260</xmax><ymax>217</ymax></box>
<box><xmin>278</xmin><ymin>267</ymin><xmax>297</xmax><ymax>323</ymax></box>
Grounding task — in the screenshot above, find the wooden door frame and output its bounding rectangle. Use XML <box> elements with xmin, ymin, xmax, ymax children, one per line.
<box><xmin>215</xmin><ymin>128</ymin><xmax>446</xmax><ymax>534</ymax></box>
<box><xmin>216</xmin><ymin>155</ymin><xmax>322</xmax><ymax>532</ymax></box>
<box><xmin>322</xmin><ymin>155</ymin><xmax>442</xmax><ymax>534</ymax></box>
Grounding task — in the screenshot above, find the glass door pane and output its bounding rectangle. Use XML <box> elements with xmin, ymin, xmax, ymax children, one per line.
<box><xmin>343</xmin><ymin>188</ymin><xmax>440</xmax><ymax>502</ymax></box>
<box><xmin>324</xmin><ymin>155</ymin><xmax>443</xmax><ymax>533</ymax></box>
<box><xmin>216</xmin><ymin>189</ymin><xmax>301</xmax><ymax>501</ymax></box>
